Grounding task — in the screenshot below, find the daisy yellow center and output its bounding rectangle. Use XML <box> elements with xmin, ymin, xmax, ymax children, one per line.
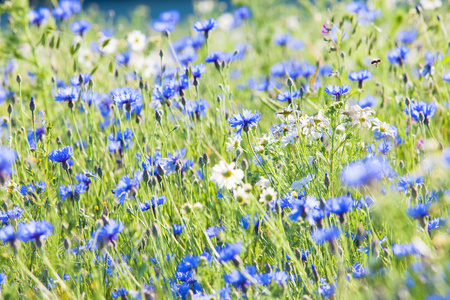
<box><xmin>222</xmin><ymin>170</ymin><xmax>233</xmax><ymax>178</ymax></box>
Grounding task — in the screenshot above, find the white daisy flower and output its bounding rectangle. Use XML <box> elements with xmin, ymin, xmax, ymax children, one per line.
<box><xmin>210</xmin><ymin>161</ymin><xmax>244</xmax><ymax>190</ymax></box>
<box><xmin>259</xmin><ymin>187</ymin><xmax>277</xmax><ymax>203</ymax></box>
<box><xmin>127</xmin><ymin>30</ymin><xmax>146</xmax><ymax>52</ymax></box>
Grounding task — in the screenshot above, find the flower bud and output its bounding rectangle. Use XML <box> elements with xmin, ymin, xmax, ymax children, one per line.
<box><xmin>30</xmin><ymin>97</ymin><xmax>36</xmax><ymax>112</ymax></box>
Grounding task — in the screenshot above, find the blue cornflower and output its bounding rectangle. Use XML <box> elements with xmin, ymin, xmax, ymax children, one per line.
<box><xmin>27</xmin><ymin>126</ymin><xmax>46</xmax><ymax>149</ymax></box>
<box><xmin>318</xmin><ymin>282</ymin><xmax>336</xmax><ymax>298</ymax></box>
<box><xmin>0</xmin><ymin>225</ymin><xmax>19</xmax><ymax>245</ymax></box>
<box><xmin>205</xmin><ymin>51</ymin><xmax>224</xmax><ymax>63</ymax></box>
<box><xmin>75</xmin><ymin>172</ymin><xmax>92</xmax><ymax>186</ymax></box>
<box><xmin>311</xmin><ymin>226</ymin><xmax>340</xmax><ymax>244</ymax></box>
<box><xmin>352</xmin><ymin>263</ymin><xmax>367</xmax><ymax>278</ymax></box>
<box><xmin>173</xmin><ymin>224</ymin><xmax>184</xmax><ymax>236</ymax></box>
<box><xmin>377</xmin><ymin>139</ymin><xmax>393</xmax><ymax>155</ymax></box>
<box><xmin>326</xmin><ymin>196</ymin><xmax>354</xmax><ymax>217</ymax></box>
<box><xmin>52</xmin><ymin>0</ymin><xmax>79</xmax><ymax>20</ymax></box>
<box><xmin>139</xmin><ymin>195</ymin><xmax>167</xmax><ymax>212</ymax></box>
<box><xmin>28</xmin><ymin>8</ymin><xmax>50</xmax><ymax>26</ymax></box>
<box><xmin>191</xmin><ymin>34</ymin><xmax>205</xmax><ymax>49</ymax></box>
<box><xmin>0</xmin><ymin>87</ymin><xmax>11</xmax><ymax>104</ymax></box>
<box><xmin>240</xmin><ymin>214</ymin><xmax>262</xmax><ymax>232</ymax></box>
<box><xmin>224</xmin><ymin>266</ymin><xmax>257</xmax><ymax>289</ymax></box>
<box><xmin>70</xmin><ymin>73</ymin><xmax>91</xmax><ymax>86</ymax></box>
<box><xmin>0</xmin><ymin>207</ymin><xmax>24</xmax><ymax>225</ymax></box>
<box><xmin>0</xmin><ymin>146</ymin><xmax>17</xmax><ymax>181</ymax></box>
<box><xmin>193</xmin><ymin>18</ymin><xmax>218</xmax><ymax>34</ymax></box>
<box><xmin>183</xmin><ymin>98</ymin><xmax>209</xmax><ymax>119</ymax></box>
<box><xmin>392</xmin><ymin>243</ymin><xmax>419</xmax><ymax>256</ymax></box>
<box><xmin>17</xmin><ymin>220</ymin><xmax>53</xmax><ymax>243</ymax></box>
<box><xmin>108</xmin><ymin>129</ymin><xmax>134</xmax><ymax>153</ymax></box>
<box><xmin>205</xmin><ymin>226</ymin><xmax>224</xmax><ymax>238</ymax></box>
<box><xmin>54</xmin><ymin>86</ymin><xmax>80</xmax><ymax>102</ymax></box>
<box><xmin>59</xmin><ymin>183</ymin><xmax>87</xmax><ymax>200</ymax></box>
<box><xmin>191</xmin><ymin>63</ymin><xmax>206</xmax><ymax>79</ymax></box>
<box><xmin>357</xmin><ymin>95</ymin><xmax>378</xmax><ymax>108</ymax></box>
<box><xmin>48</xmin><ymin>146</ymin><xmax>73</xmax><ymax>165</ymax></box>
<box><xmin>177</xmin><ymin>255</ymin><xmax>200</xmax><ymax>272</ymax></box>
<box><xmin>152</xmin><ymin>20</ymin><xmax>175</xmax><ymax>33</ymax></box>
<box><xmin>116</xmin><ymin>51</ymin><xmax>131</xmax><ymax>66</ymax></box>
<box><xmin>113</xmin><ymin>172</ymin><xmax>143</xmax><ymax>204</ymax></box>
<box><xmin>348</xmin><ymin>69</ymin><xmax>373</xmax><ymax>87</ymax></box>
<box><xmin>428</xmin><ymin>218</ymin><xmax>446</xmax><ymax>232</ymax></box>
<box><xmin>234</xmin><ymin>6</ymin><xmax>251</xmax><ymax>26</ymax></box>
<box><xmin>324</xmin><ymin>84</ymin><xmax>352</xmax><ymax>100</ymax></box>
<box><xmin>111</xmin><ymin>87</ymin><xmax>143</xmax><ymax>114</ymax></box>
<box><xmin>228</xmin><ymin>109</ymin><xmax>262</xmax><ymax>136</ymax></box>
<box><xmin>404</xmin><ymin>100</ymin><xmax>437</xmax><ymax>123</ymax></box>
<box><xmin>444</xmin><ymin>71</ymin><xmax>450</xmax><ymax>83</ymax></box>
<box><xmin>112</xmin><ymin>287</ymin><xmax>128</xmax><ymax>299</ymax></box>
<box><xmin>91</xmin><ymin>220</ymin><xmax>124</xmax><ymax>247</ymax></box>
<box><xmin>159</xmin><ymin>10</ymin><xmax>180</xmax><ymax>23</ymax></box>
<box><xmin>397</xmin><ymin>29</ymin><xmax>418</xmax><ymax>44</ymax></box>
<box><xmin>341</xmin><ymin>156</ymin><xmax>394</xmax><ymax>187</ymax></box>
<box><xmin>70</xmin><ymin>20</ymin><xmax>91</xmax><ymax>35</ymax></box>
<box><xmin>178</xmin><ymin>49</ymin><xmax>198</xmax><ymax>66</ymax></box>
<box><xmin>273</xmin><ymin>33</ymin><xmax>291</xmax><ymax>46</ymax></box>
<box><xmin>387</xmin><ymin>46</ymin><xmax>410</xmax><ymax>65</ymax></box>
<box><xmin>160</xmin><ymin>148</ymin><xmax>187</xmax><ymax>175</ymax></box>
<box><xmin>406</xmin><ymin>204</ymin><xmax>430</xmax><ymax>219</ymax></box>
<box><xmin>396</xmin><ymin>175</ymin><xmax>424</xmax><ymax>192</ymax></box>
<box><xmin>217</xmin><ymin>243</ymin><xmax>243</xmax><ymax>262</ymax></box>
<box><xmin>20</xmin><ymin>182</ymin><xmax>46</xmax><ymax>196</ymax></box>
<box><xmin>277</xmin><ymin>90</ymin><xmax>301</xmax><ymax>103</ymax></box>
<box><xmin>151</xmin><ymin>84</ymin><xmax>176</xmax><ymax>108</ymax></box>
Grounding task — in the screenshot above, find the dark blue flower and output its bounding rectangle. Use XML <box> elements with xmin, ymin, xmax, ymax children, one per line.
<box><xmin>348</xmin><ymin>69</ymin><xmax>372</xmax><ymax>87</ymax></box>
<box><xmin>27</xmin><ymin>126</ymin><xmax>46</xmax><ymax>149</ymax></box>
<box><xmin>0</xmin><ymin>225</ymin><xmax>19</xmax><ymax>244</ymax></box>
<box><xmin>59</xmin><ymin>183</ymin><xmax>87</xmax><ymax>200</ymax></box>
<box><xmin>217</xmin><ymin>242</ymin><xmax>242</xmax><ymax>262</ymax></box>
<box><xmin>326</xmin><ymin>196</ymin><xmax>354</xmax><ymax>216</ymax></box>
<box><xmin>177</xmin><ymin>255</ymin><xmax>200</xmax><ymax>272</ymax></box>
<box><xmin>20</xmin><ymin>182</ymin><xmax>46</xmax><ymax>196</ymax></box>
<box><xmin>0</xmin><ymin>147</ymin><xmax>17</xmax><ymax>180</ymax></box>
<box><xmin>392</xmin><ymin>243</ymin><xmax>419</xmax><ymax>256</ymax></box>
<box><xmin>17</xmin><ymin>220</ymin><xmax>53</xmax><ymax>243</ymax></box>
<box><xmin>159</xmin><ymin>10</ymin><xmax>180</xmax><ymax>23</ymax></box>
<box><xmin>112</xmin><ymin>287</ymin><xmax>128</xmax><ymax>299</ymax></box>
<box><xmin>387</xmin><ymin>46</ymin><xmax>410</xmax><ymax>65</ymax></box>
<box><xmin>111</xmin><ymin>87</ymin><xmax>143</xmax><ymax>114</ymax></box>
<box><xmin>205</xmin><ymin>226</ymin><xmax>224</xmax><ymax>238</ymax></box>
<box><xmin>70</xmin><ymin>73</ymin><xmax>91</xmax><ymax>87</ymax></box>
<box><xmin>191</xmin><ymin>63</ymin><xmax>206</xmax><ymax>79</ymax></box>
<box><xmin>273</xmin><ymin>33</ymin><xmax>291</xmax><ymax>46</ymax></box>
<box><xmin>116</xmin><ymin>51</ymin><xmax>131</xmax><ymax>66</ymax></box>
<box><xmin>324</xmin><ymin>84</ymin><xmax>351</xmax><ymax>100</ymax></box>
<box><xmin>228</xmin><ymin>109</ymin><xmax>262</xmax><ymax>136</ymax></box>
<box><xmin>193</xmin><ymin>18</ymin><xmax>217</xmax><ymax>33</ymax></box>
<box><xmin>91</xmin><ymin>219</ymin><xmax>124</xmax><ymax>247</ymax></box>
<box><xmin>341</xmin><ymin>156</ymin><xmax>394</xmax><ymax>187</ymax></box>
<box><xmin>311</xmin><ymin>226</ymin><xmax>340</xmax><ymax>244</ymax></box>
<box><xmin>139</xmin><ymin>195</ymin><xmax>167</xmax><ymax>212</ymax></box>
<box><xmin>404</xmin><ymin>100</ymin><xmax>437</xmax><ymax>122</ymax></box>
<box><xmin>70</xmin><ymin>19</ymin><xmax>91</xmax><ymax>35</ymax></box>
<box><xmin>397</xmin><ymin>29</ymin><xmax>418</xmax><ymax>44</ymax></box>
<box><xmin>173</xmin><ymin>224</ymin><xmax>184</xmax><ymax>235</ymax></box>
<box><xmin>357</xmin><ymin>95</ymin><xmax>377</xmax><ymax>108</ymax></box>
<box><xmin>28</xmin><ymin>8</ymin><xmax>50</xmax><ymax>26</ymax></box>
<box><xmin>152</xmin><ymin>20</ymin><xmax>175</xmax><ymax>33</ymax></box>
<box><xmin>377</xmin><ymin>139</ymin><xmax>393</xmax><ymax>155</ymax></box>
<box><xmin>224</xmin><ymin>266</ymin><xmax>256</xmax><ymax>289</ymax></box>
<box><xmin>48</xmin><ymin>146</ymin><xmax>73</xmax><ymax>164</ymax></box>
<box><xmin>55</xmin><ymin>87</ymin><xmax>80</xmax><ymax>102</ymax></box>
<box><xmin>152</xmin><ymin>84</ymin><xmax>176</xmax><ymax>108</ymax></box>
<box><xmin>428</xmin><ymin>218</ymin><xmax>446</xmax><ymax>232</ymax></box>
<box><xmin>183</xmin><ymin>98</ymin><xmax>209</xmax><ymax>119</ymax></box>
<box><xmin>277</xmin><ymin>90</ymin><xmax>301</xmax><ymax>103</ymax></box>
<box><xmin>113</xmin><ymin>172</ymin><xmax>143</xmax><ymax>204</ymax></box>
<box><xmin>205</xmin><ymin>51</ymin><xmax>224</xmax><ymax>63</ymax></box>
<box><xmin>396</xmin><ymin>175</ymin><xmax>424</xmax><ymax>192</ymax></box>
<box><xmin>352</xmin><ymin>263</ymin><xmax>366</xmax><ymax>278</ymax></box>
<box><xmin>318</xmin><ymin>281</ymin><xmax>336</xmax><ymax>298</ymax></box>
<box><xmin>108</xmin><ymin>129</ymin><xmax>134</xmax><ymax>153</ymax></box>
<box><xmin>406</xmin><ymin>204</ymin><xmax>429</xmax><ymax>219</ymax></box>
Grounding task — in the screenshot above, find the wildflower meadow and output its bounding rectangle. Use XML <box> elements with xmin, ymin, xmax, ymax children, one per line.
<box><xmin>1</xmin><ymin>0</ymin><xmax>450</xmax><ymax>298</ymax></box>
